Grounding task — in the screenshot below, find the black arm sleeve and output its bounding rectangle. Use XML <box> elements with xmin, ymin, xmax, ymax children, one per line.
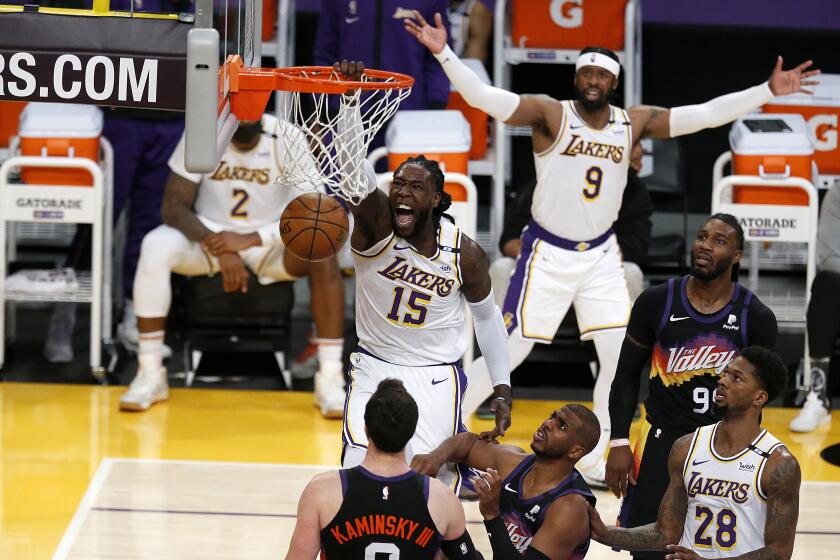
<box><xmin>608</xmin><ymin>285</ymin><xmax>664</xmax><ymax>439</ymax></box>
<box><xmin>440</xmin><ymin>529</ymin><xmax>485</xmax><ymax>560</ymax></box>
<box><xmin>614</xmin><ymin>170</ymin><xmax>653</xmax><ymax>265</ymax></box>
<box><xmin>746</xmin><ymin>296</ymin><xmax>778</xmax><ymax>349</ymax></box>
<box><xmin>483</xmin><ymin>516</ymin><xmax>550</xmax><ymax>559</ymax></box>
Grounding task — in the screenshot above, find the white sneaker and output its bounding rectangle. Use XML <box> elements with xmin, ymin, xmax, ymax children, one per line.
<box><xmin>315</xmin><ymin>369</ymin><xmax>345</xmax><ymax>419</ymax></box>
<box><xmin>44</xmin><ymin>303</ymin><xmax>76</xmax><ymax>363</ymax></box>
<box><xmin>120</xmin><ymin>367</ymin><xmax>170</xmax><ymax>412</ymax></box>
<box><xmin>578</xmin><ymin>458</ymin><xmax>607</xmax><ymax>489</ymax></box>
<box><xmin>117</xmin><ymin>312</ymin><xmax>172</xmax><ymax>358</ymax></box>
<box><xmin>789</xmin><ymin>391</ymin><xmax>831</xmax><ymax>432</ymax></box>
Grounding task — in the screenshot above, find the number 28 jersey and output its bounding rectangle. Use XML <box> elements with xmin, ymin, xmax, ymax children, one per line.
<box><xmin>352</xmin><ymin>220</ymin><xmax>467</xmax><ymax>366</ymax></box>
<box><xmin>679</xmin><ymin>423</ymin><xmax>784</xmax><ymax>557</ymax></box>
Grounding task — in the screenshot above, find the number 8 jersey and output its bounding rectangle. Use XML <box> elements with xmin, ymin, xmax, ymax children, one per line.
<box><xmin>531</xmin><ymin>101</ymin><xmax>631</xmax><ymax>241</ymax></box>
<box><xmin>679</xmin><ymin>422</ymin><xmax>784</xmax><ymax>557</ymax></box>
<box><xmin>353</xmin><ymin>220</ymin><xmax>468</xmax><ymax>366</ymax></box>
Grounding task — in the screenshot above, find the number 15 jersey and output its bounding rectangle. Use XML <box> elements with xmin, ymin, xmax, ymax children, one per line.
<box><xmin>353</xmin><ymin>220</ymin><xmax>467</xmax><ymax>366</ymax></box>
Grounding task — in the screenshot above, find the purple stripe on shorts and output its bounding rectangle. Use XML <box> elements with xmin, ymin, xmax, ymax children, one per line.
<box><xmin>502</xmin><ymin>228</ymin><xmax>537</xmax><ymax>335</ymax></box>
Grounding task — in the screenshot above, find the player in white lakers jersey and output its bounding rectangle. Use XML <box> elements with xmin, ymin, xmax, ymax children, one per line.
<box><xmin>339</xmin><ymin>131</ymin><xmax>511</xmax><ymax>489</ymax></box>
<box><xmin>407</xmin><ymin>10</ymin><xmax>819</xmax><ymax>484</ymax></box>
<box><xmin>588</xmin><ymin>346</ymin><xmax>800</xmax><ymax>560</ymax></box>
<box><xmin>121</xmin><ymin>115</ymin><xmax>346</xmax><ymax>416</ymax></box>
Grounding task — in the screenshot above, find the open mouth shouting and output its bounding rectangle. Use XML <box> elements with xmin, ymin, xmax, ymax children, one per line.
<box><xmin>394</xmin><ymin>202</ymin><xmax>415</xmax><ymax>228</ymax></box>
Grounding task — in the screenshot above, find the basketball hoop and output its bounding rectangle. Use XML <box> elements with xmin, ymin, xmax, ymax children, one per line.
<box><xmin>227</xmin><ymin>57</ymin><xmax>414</xmax><ymax>204</ymax></box>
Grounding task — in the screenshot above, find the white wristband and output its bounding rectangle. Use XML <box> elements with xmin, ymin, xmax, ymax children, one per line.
<box><xmin>609</xmin><ymin>438</ymin><xmax>631</xmax><ymax>448</ymax></box>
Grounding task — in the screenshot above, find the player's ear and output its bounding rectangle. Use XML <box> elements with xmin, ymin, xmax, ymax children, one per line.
<box><xmin>432</xmin><ymin>190</ymin><xmax>442</xmax><ymax>209</ymax></box>
<box><xmin>568</xmin><ymin>443</ymin><xmax>587</xmax><ymax>462</ymax></box>
<box><xmin>753</xmin><ymin>388</ymin><xmax>768</xmax><ymax>408</ymax></box>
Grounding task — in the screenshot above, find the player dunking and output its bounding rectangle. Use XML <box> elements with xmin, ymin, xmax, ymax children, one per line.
<box><xmin>606</xmin><ymin>215</ymin><xmax>777</xmax><ymax>560</ymax></box>
<box><xmin>335</xmin><ymin>61</ymin><xmax>511</xmax><ymax>491</ymax></box>
<box><xmin>406</xmin><ymin>11</ymin><xmax>819</xmax><ymax>483</ymax></box>
<box><xmin>287</xmin><ymin>379</ymin><xmax>484</xmax><ymax>559</ymax></box>
<box><xmin>589</xmin><ymin>346</ymin><xmax>800</xmax><ymax>560</ymax></box>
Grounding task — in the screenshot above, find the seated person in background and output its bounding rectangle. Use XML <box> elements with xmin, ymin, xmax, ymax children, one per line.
<box><xmin>411</xmin><ymin>404</ymin><xmax>600</xmax><ymax>559</ymax></box>
<box><xmin>489</xmin><ymin>142</ymin><xmax>652</xmax><ymax>308</ymax></box>
<box><xmin>286</xmin><ymin>379</ymin><xmax>484</xmax><ymax>560</ymax></box>
<box><xmin>790</xmin><ymin>182</ymin><xmax>840</xmax><ymax>432</ymax></box>
<box><xmin>448</xmin><ymin>0</ymin><xmax>494</xmax><ymax>68</ymax></box>
<box><xmin>120</xmin><ymin>116</ymin><xmax>346</xmax><ymax>417</ymax></box>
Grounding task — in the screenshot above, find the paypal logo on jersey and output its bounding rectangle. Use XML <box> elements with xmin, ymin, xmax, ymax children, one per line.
<box><xmin>723</xmin><ymin>314</ymin><xmax>740</xmax><ymax>331</ymax></box>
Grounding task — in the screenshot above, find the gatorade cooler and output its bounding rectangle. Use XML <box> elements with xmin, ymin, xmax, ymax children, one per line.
<box><xmin>511</xmin><ymin>0</ymin><xmax>627</xmax><ymax>50</ymax></box>
<box><xmin>730</xmin><ymin>114</ymin><xmax>816</xmax><ymax>206</ymax></box>
<box><xmin>763</xmin><ymin>73</ymin><xmax>840</xmax><ymax>176</ymax></box>
<box><xmin>386</xmin><ymin>110</ymin><xmax>472</xmax><ymax>201</ymax></box>
<box><xmin>446</xmin><ymin>59</ymin><xmax>490</xmax><ymax>160</ymax></box>
<box><xmin>19</xmin><ymin>103</ymin><xmax>103</xmax><ymax>186</ymax></box>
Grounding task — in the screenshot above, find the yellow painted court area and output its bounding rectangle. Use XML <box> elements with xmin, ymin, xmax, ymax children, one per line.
<box><xmin>0</xmin><ymin>383</ymin><xmax>838</xmax><ymax>558</ymax></box>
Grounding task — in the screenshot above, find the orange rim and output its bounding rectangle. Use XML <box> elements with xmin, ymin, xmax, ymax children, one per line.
<box><xmin>270</xmin><ymin>66</ymin><xmax>414</xmax><ymax>94</ymax></box>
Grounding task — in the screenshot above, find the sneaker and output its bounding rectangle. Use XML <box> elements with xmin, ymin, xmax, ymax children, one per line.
<box><xmin>291</xmin><ymin>341</ymin><xmax>319</xmax><ymax>380</ymax></box>
<box><xmin>119</xmin><ymin>367</ymin><xmax>170</xmax><ymax>412</ymax></box>
<box><xmin>44</xmin><ymin>303</ymin><xmax>76</xmax><ymax>363</ymax></box>
<box><xmin>578</xmin><ymin>458</ymin><xmax>607</xmax><ymax>489</ymax></box>
<box><xmin>315</xmin><ymin>369</ymin><xmax>345</xmax><ymax>419</ymax></box>
<box><xmin>789</xmin><ymin>391</ymin><xmax>831</xmax><ymax>432</ymax></box>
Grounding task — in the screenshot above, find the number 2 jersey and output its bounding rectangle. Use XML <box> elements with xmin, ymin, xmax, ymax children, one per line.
<box><xmin>352</xmin><ymin>220</ymin><xmax>468</xmax><ymax>366</ymax></box>
<box><xmin>167</xmin><ymin>114</ymin><xmax>321</xmax><ymax>236</ymax></box>
<box><xmin>679</xmin><ymin>422</ymin><xmax>784</xmax><ymax>557</ymax></box>
<box><xmin>320</xmin><ymin>466</ymin><xmax>441</xmax><ymax>560</ymax></box>
<box><xmin>531</xmin><ymin>100</ymin><xmax>631</xmax><ymax>240</ymax></box>
<box><xmin>629</xmin><ymin>276</ymin><xmax>777</xmax><ymax>435</ymax></box>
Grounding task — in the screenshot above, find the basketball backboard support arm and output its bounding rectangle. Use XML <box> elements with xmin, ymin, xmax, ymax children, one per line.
<box><xmin>185</xmin><ymin>0</ymin><xmax>261</xmax><ymax>173</ymax></box>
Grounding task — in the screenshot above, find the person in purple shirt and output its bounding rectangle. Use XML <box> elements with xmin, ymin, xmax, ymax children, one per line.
<box><xmin>314</xmin><ymin>0</ymin><xmax>451</xmax><ymax>111</ymax></box>
<box><xmin>43</xmin><ymin>0</ymin><xmax>191</xmax><ymax>363</ymax></box>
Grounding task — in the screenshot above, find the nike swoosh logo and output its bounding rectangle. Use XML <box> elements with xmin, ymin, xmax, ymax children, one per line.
<box><xmin>431</xmin><ymin>378</ymin><xmax>447</xmax><ymax>385</ymax></box>
<box><xmin>569</xmin><ymin>124</ymin><xmax>585</xmax><ymax>129</ymax></box>
<box><xmin>669</xmin><ymin>315</ymin><xmax>689</xmax><ymax>322</ymax></box>
<box><xmin>393</xmin><ymin>245</ymin><xmax>411</xmax><ymax>251</ymax></box>
<box><xmin>345</xmin><ymin>17</ymin><xmax>360</xmax><ymax>24</ymax></box>
<box><xmin>692</xmin><ymin>459</ymin><xmax>710</xmax><ymax>466</ymax></box>
<box><xmin>504</xmin><ymin>483</ymin><xmax>517</xmax><ymax>493</ymax></box>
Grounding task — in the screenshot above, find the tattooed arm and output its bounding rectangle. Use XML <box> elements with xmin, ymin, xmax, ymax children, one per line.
<box><xmin>589</xmin><ymin>434</ymin><xmax>691</xmax><ymax>551</ymax></box>
<box><xmin>161</xmin><ymin>171</ymin><xmax>212</xmax><ymax>243</ymax></box>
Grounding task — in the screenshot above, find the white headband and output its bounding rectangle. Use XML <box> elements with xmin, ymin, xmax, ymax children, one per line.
<box><xmin>575</xmin><ymin>52</ymin><xmax>620</xmax><ymax>78</ymax></box>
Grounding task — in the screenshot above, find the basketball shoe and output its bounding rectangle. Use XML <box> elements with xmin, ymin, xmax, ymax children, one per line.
<box><xmin>315</xmin><ymin>365</ymin><xmax>345</xmax><ymax>419</ymax></box>
<box><xmin>291</xmin><ymin>338</ymin><xmax>319</xmax><ymax>380</ymax></box>
<box><xmin>120</xmin><ymin>365</ymin><xmax>169</xmax><ymax>412</ymax></box>
<box><xmin>44</xmin><ymin>302</ymin><xmax>76</xmax><ymax>363</ymax></box>
<box><xmin>790</xmin><ymin>363</ymin><xmax>832</xmax><ymax>432</ymax></box>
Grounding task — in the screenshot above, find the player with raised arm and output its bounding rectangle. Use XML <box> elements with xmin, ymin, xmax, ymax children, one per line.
<box><xmin>405</xmin><ymin>11</ymin><xmax>818</xmax><ymax>485</ymax></box>
<box><xmin>411</xmin><ymin>404</ymin><xmax>601</xmax><ymax>559</ymax></box>
<box><xmin>286</xmin><ymin>379</ymin><xmax>484</xmax><ymax>559</ymax></box>
<box><xmin>334</xmin><ymin>61</ymin><xmax>512</xmax><ymax>491</ymax></box>
<box><xmin>588</xmin><ymin>346</ymin><xmax>800</xmax><ymax>560</ymax></box>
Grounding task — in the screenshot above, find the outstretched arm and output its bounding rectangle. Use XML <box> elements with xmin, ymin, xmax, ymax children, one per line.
<box><xmin>629</xmin><ymin>56</ymin><xmax>820</xmax><ymax>143</ymax></box>
<box><xmin>404</xmin><ymin>10</ymin><xmax>556</xmax><ymax>131</ymax></box>
<box><xmin>591</xmin><ymin>434</ymin><xmax>691</xmax><ymax>551</ymax></box>
<box><xmin>410</xmin><ymin>431</ymin><xmax>526</xmax><ymax>478</ymax></box>
<box><xmin>461</xmin><ymin>235</ymin><xmax>512</xmax><ymax>438</ymax></box>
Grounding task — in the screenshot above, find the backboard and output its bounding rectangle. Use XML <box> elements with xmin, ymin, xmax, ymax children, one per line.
<box><xmin>185</xmin><ymin>0</ymin><xmax>261</xmax><ymax>173</ymax></box>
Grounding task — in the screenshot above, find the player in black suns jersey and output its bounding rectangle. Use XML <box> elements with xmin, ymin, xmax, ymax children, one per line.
<box><xmin>605</xmin><ymin>214</ymin><xmax>777</xmax><ymax>560</ymax></box>
<box><xmin>285</xmin><ymin>379</ymin><xmax>484</xmax><ymax>560</ymax></box>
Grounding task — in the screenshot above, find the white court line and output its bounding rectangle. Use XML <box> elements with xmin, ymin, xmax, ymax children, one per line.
<box><xmin>106</xmin><ymin>457</ymin><xmax>336</xmax><ymax>471</ymax></box>
<box><xmin>52</xmin><ymin>458</ymin><xmax>115</xmax><ymax>560</ymax></box>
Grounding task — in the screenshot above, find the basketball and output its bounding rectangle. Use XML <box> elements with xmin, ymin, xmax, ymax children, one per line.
<box><xmin>280</xmin><ymin>192</ymin><xmax>349</xmax><ymax>261</ymax></box>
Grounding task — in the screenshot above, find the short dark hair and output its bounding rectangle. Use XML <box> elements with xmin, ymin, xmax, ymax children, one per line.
<box><xmin>364</xmin><ymin>379</ymin><xmax>419</xmax><ymax>453</ymax></box>
<box><xmin>395</xmin><ymin>155</ymin><xmax>454</xmax><ymax>228</ymax></box>
<box><xmin>739</xmin><ymin>346</ymin><xmax>788</xmax><ymax>405</ymax></box>
<box><xmin>566</xmin><ymin>404</ymin><xmax>601</xmax><ymax>454</ymax></box>
<box><xmin>706</xmin><ymin>213</ymin><xmax>745</xmax><ymax>282</ymax></box>
<box><xmin>579</xmin><ymin>46</ymin><xmax>621</xmax><ymax>65</ymax></box>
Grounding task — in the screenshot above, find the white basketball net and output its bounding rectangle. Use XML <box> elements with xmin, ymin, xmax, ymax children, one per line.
<box><xmin>273</xmin><ymin>70</ymin><xmax>412</xmax><ymax>205</ymax></box>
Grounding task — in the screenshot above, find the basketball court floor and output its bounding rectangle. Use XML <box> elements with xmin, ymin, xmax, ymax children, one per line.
<box><xmin>0</xmin><ymin>383</ymin><xmax>838</xmax><ymax>559</ymax></box>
